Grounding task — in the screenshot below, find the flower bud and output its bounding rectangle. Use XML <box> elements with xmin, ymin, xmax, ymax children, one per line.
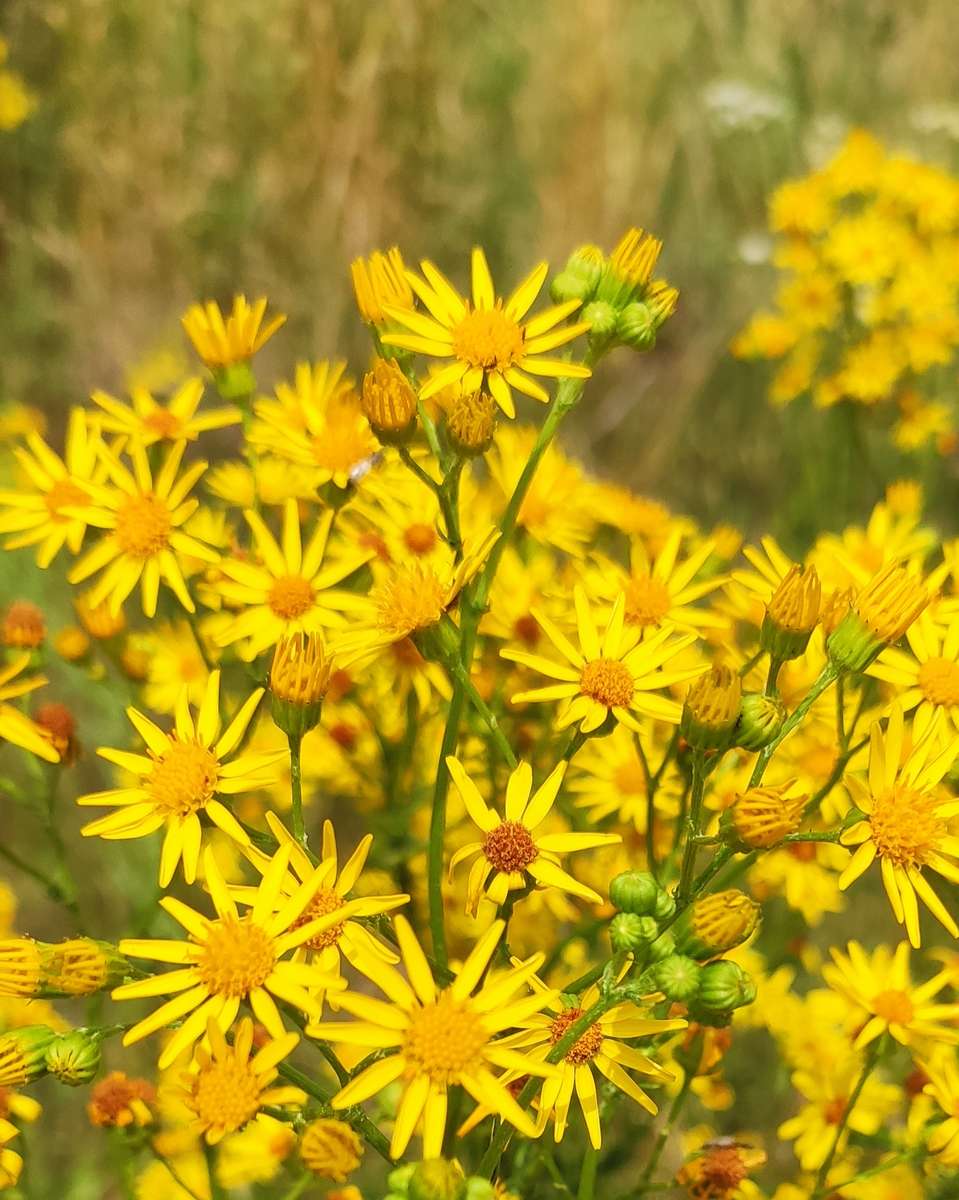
<box><xmin>609</xmin><ymin>870</ymin><xmax>660</xmax><ymax>915</ymax></box>
<box><xmin>827</xmin><ymin>563</ymin><xmax>931</xmax><ymax>674</ymax></box>
<box><xmin>646</xmin><ymin>280</ymin><xmax>679</xmax><ymax>325</ymax></box>
<box><xmin>609</xmin><ymin>912</ymin><xmax>658</xmax><ymax>952</ymax></box>
<box><xmin>75</xmin><ymin>593</ymin><xmax>125</xmax><ymax>639</ymax></box>
<box><xmin>681</xmin><ymin>666</ymin><xmax>742</xmax><ymax>752</ymax></box>
<box><xmin>409</xmin><ymin>1159</ymin><xmax>467</xmax><ymax>1200</ymax></box>
<box><xmin>616</xmin><ymin>301</ymin><xmax>657</xmax><ymax>351</ymax></box>
<box><xmin>464</xmin><ymin>1182</ymin><xmax>497</xmax><ymax>1200</ymax></box>
<box><xmin>54</xmin><ymin>626</ymin><xmax>91</xmax><ymax>663</ymax></box>
<box><xmin>652</xmin><ymin>889</ymin><xmax>677</xmax><ymax>922</ymax></box>
<box><xmin>735</xmin><ymin>692</ymin><xmax>785</xmax><ymax>750</ymax></box>
<box><xmin>444</xmin><ymin>390</ymin><xmax>497</xmax><ymax>458</ymax></box>
<box><xmin>596</xmin><ymin>228</ymin><xmax>663</xmax><ymax>306</ymax></box>
<box><xmin>581</xmin><ymin>300</ymin><xmax>619</xmax><ymax>339</ymax></box>
<box><xmin>673</xmin><ymin>890</ymin><xmax>760</xmax><ymax>960</ymax></box>
<box><xmin>550</xmin><ymin>245</ymin><xmax>604</xmax><ymax>304</ymax></box>
<box><xmin>0</xmin><ymin>938</ymin><xmax>129</xmax><ymax>999</ymax></box>
<box><xmin>761</xmin><ymin>564</ymin><xmax>821</xmax><ymax>660</ymax></box>
<box><xmin>388</xmin><ymin>1164</ymin><xmax>416</xmax><ymax>1196</ymax></box>
<box><xmin>45</xmin><ymin>1029</ymin><xmax>102</xmax><ymax>1086</ymax></box>
<box><xmin>351</xmin><ymin>248</ymin><xmax>414</xmax><ymax>327</ymax></box>
<box><xmin>728</xmin><ymin>782</ymin><xmax>807</xmax><ymax>849</ymax></box>
<box><xmin>300</xmin><ymin>1118</ymin><xmax>363</xmax><ymax>1182</ymax></box>
<box><xmin>691</xmin><ymin>960</ymin><xmax>757</xmax><ymax>1020</ymax></box>
<box><xmin>212</xmin><ymin>361</ymin><xmax>256</xmax><ymax>402</ymax></box>
<box><xmin>647</xmin><ymin>930</ymin><xmax>676</xmax><ymax>962</ymax></box>
<box><xmin>2</xmin><ymin>600</ymin><xmax>45</xmax><ymax>649</ymax></box>
<box><xmin>820</xmin><ymin>586</ymin><xmax>854</xmax><ymax>636</ymax></box>
<box><xmin>271</xmin><ymin>632</ymin><xmax>332</xmax><ymax>739</ymax></box>
<box><xmin>650</xmin><ymin>954</ymin><xmax>702</xmax><ymax>1002</ymax></box>
<box><xmin>0</xmin><ymin>1026</ymin><xmax>56</xmax><ymax>1086</ymax></box>
<box><xmin>361</xmin><ymin>358</ymin><xmax>417</xmax><ymax>444</ymax></box>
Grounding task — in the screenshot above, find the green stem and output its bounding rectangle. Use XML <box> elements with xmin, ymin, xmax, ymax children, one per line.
<box><xmin>445</xmin><ymin>648</ymin><xmax>517</xmax><ymax>769</ymax></box>
<box><xmin>812</xmin><ymin>1038</ymin><xmax>884</xmax><ymax>1194</ymax></box>
<box><xmin>748</xmin><ymin>664</ymin><xmax>840</xmax><ymax>788</ymax></box>
<box><xmin>428</xmin><ymin>678</ymin><xmax>465</xmax><ymax>971</ymax></box>
<box><xmin>638</xmin><ymin>1073</ymin><xmax>692</xmax><ymax>1187</ymax></box>
<box><xmin>289</xmin><ymin>733</ymin><xmax>305</xmax><ymax>846</ymax></box>
<box><xmin>278</xmin><ymin>1061</ymin><xmax>393</xmax><ymax>1162</ymax></box>
<box><xmin>578</xmin><ymin>1146</ymin><xmax>599</xmax><ymax>1200</ymax></box>
<box><xmin>677</xmin><ymin>751</ymin><xmax>707</xmax><ymax>900</ymax></box>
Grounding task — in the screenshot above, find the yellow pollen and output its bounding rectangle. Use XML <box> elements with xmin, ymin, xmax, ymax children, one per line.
<box><xmin>451</xmin><ymin>306</ymin><xmax>524</xmax><ymax>371</ymax></box>
<box><xmin>918</xmin><ymin>657</ymin><xmax>959</xmax><ymax>707</ymax></box>
<box><xmin>196</xmin><ymin>917</ymin><xmax>275</xmax><ymax>997</ymax></box>
<box><xmin>403</xmin><ymin>523</ymin><xmax>438</xmax><ymax>556</ymax></box>
<box><xmin>872</xmin><ymin>988</ymin><xmax>915</xmax><ymax>1026</ymax></box>
<box><xmin>580</xmin><ymin>658</ymin><xmax>634</xmax><ymax>708</ymax></box>
<box><xmin>114</xmin><ymin>492</ymin><xmax>172</xmax><ymax>558</ymax></box>
<box><xmin>147</xmin><ymin>738</ymin><xmax>219</xmax><ymax>815</ymax></box>
<box><xmin>624</xmin><ymin>575</ymin><xmax>672</xmax><ymax>627</ymax></box>
<box><xmin>295</xmin><ymin>887</ymin><xmax>346</xmax><ymax>950</ymax></box>
<box><xmin>869</xmin><ymin>786</ymin><xmax>944</xmax><ymax>868</ymax></box>
<box><xmin>374</xmin><ymin>566</ymin><xmax>446</xmax><ymax>637</ymax></box>
<box><xmin>44</xmin><ymin>478</ymin><xmax>90</xmax><ymax>523</ymax></box>
<box><xmin>483</xmin><ymin>821</ymin><xmax>538</xmax><ymax>873</ymax></box>
<box><xmin>143</xmin><ymin>409</ymin><xmax>183</xmax><ymax>439</ymax></box>
<box><xmin>402</xmin><ymin>992</ymin><xmax>488</xmax><ymax>1084</ymax></box>
<box><xmin>549</xmin><ymin>1009</ymin><xmax>602</xmax><ymax>1065</ymax></box>
<box><xmin>190</xmin><ymin>1055</ymin><xmax>262</xmax><ymax>1133</ymax></box>
<box><xmin>268</xmin><ymin>575</ymin><xmax>316</xmax><ymax>620</ymax></box>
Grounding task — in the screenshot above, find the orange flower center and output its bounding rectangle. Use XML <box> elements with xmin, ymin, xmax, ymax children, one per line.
<box><xmin>115</xmin><ymin>492</ymin><xmax>173</xmax><ymax>558</ymax></box>
<box><xmin>402</xmin><ymin>992</ymin><xmax>488</xmax><ymax>1084</ymax></box>
<box><xmin>309</xmin><ymin>421</ymin><xmax>377</xmax><ymax>476</ymax></box>
<box><xmin>143</xmin><ymin>409</ymin><xmax>183</xmax><ymax>439</ymax></box>
<box><xmin>44</xmin><ymin>478</ymin><xmax>90</xmax><ymax>523</ymax></box>
<box><xmin>869</xmin><ymin>785</ymin><xmax>945</xmax><ymax>868</ymax></box>
<box><xmin>197</xmin><ymin>917</ymin><xmax>275</xmax><ymax>997</ymax></box>
<box><xmin>918</xmin><ymin>657</ymin><xmax>959</xmax><ymax>707</ymax></box>
<box><xmin>403</xmin><ymin>523</ymin><xmax>438</xmax><ymax>556</ymax></box>
<box><xmin>549</xmin><ymin>1008</ymin><xmax>602</xmax><ymax>1065</ymax></box>
<box><xmin>189</xmin><ymin>1054</ymin><xmax>262</xmax><ymax>1133</ymax></box>
<box><xmin>295</xmin><ymin>886</ymin><xmax>347</xmax><ymax>950</ymax></box>
<box><xmin>624</xmin><ymin>575</ymin><xmax>672</xmax><ymax>627</ymax></box>
<box><xmin>268</xmin><ymin>575</ymin><xmax>316</xmax><ymax>620</ymax></box>
<box><xmin>452</xmin><ymin>306</ymin><xmax>524</xmax><ymax>371</ymax></box>
<box><xmin>483</xmin><ymin>820</ymin><xmax>538</xmax><ymax>873</ymax></box>
<box><xmin>147</xmin><ymin>738</ymin><xmax>219</xmax><ymax>815</ymax></box>
<box><xmin>872</xmin><ymin>987</ymin><xmax>915</xmax><ymax>1026</ymax></box>
<box><xmin>580</xmin><ymin>658</ymin><xmax>634</xmax><ymax>708</ymax></box>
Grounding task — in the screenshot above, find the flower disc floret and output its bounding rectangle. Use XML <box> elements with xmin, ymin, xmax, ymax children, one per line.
<box><xmin>402</xmin><ymin>992</ymin><xmax>490</xmax><ymax>1085</ymax></box>
<box><xmin>268</xmin><ymin>575</ymin><xmax>316</xmax><ymax>620</ymax></box>
<box><xmin>190</xmin><ymin>1055</ymin><xmax>262</xmax><ymax>1132</ymax></box>
<box><xmin>196</xmin><ymin>918</ymin><xmax>276</xmax><ymax>997</ymax></box>
<box><xmin>295</xmin><ymin>887</ymin><xmax>347</xmax><ymax>951</ymax></box>
<box><xmin>549</xmin><ymin>1008</ymin><xmax>603</xmax><ymax>1065</ymax></box>
<box><xmin>918</xmin><ymin>658</ymin><xmax>959</xmax><ymax>707</ymax></box>
<box><xmin>579</xmin><ymin>658</ymin><xmax>635</xmax><ymax>708</ymax></box>
<box><xmin>868</xmin><ymin>786</ymin><xmax>943</xmax><ymax>868</ymax></box>
<box><xmin>483</xmin><ymin>821</ymin><xmax>538</xmax><ymax>873</ymax></box>
<box><xmin>451</xmin><ymin>306</ymin><xmax>525</xmax><ymax>370</ymax></box>
<box><xmin>114</xmin><ymin>492</ymin><xmax>173</xmax><ymax>558</ymax></box>
<box><xmin>624</xmin><ymin>576</ymin><xmax>672</xmax><ymax>627</ymax></box>
<box><xmin>148</xmin><ymin>739</ymin><xmax>219</xmax><ymax>816</ymax></box>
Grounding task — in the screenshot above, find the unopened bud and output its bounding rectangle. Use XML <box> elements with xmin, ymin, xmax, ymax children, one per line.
<box><xmin>728</xmin><ymin>782</ymin><xmax>807</xmax><ymax>849</ymax></box>
<box><xmin>45</xmin><ymin>1029</ymin><xmax>102</xmax><ymax>1086</ymax></box>
<box><xmin>361</xmin><ymin>358</ymin><xmax>417</xmax><ymax>444</ymax></box>
<box><xmin>681</xmin><ymin>666</ymin><xmax>742</xmax><ymax>752</ymax></box>
<box><xmin>735</xmin><ymin>692</ymin><xmax>785</xmax><ymax>751</ymax></box>
<box><xmin>271</xmin><ymin>633</ymin><xmax>332</xmax><ymax>739</ymax></box>
<box><xmin>673</xmin><ymin>890</ymin><xmax>760</xmax><ymax>960</ymax></box>
<box><xmin>828</xmin><ymin>564</ymin><xmax>931</xmax><ymax>673</ymax></box>
<box><xmin>0</xmin><ymin>1026</ymin><xmax>56</xmax><ymax>1086</ymax></box>
<box><xmin>691</xmin><ymin>960</ymin><xmax>757</xmax><ymax>1021</ymax></box>
<box><xmin>650</xmin><ymin>954</ymin><xmax>702</xmax><ymax>1002</ymax></box>
<box><xmin>609</xmin><ymin>870</ymin><xmax>661</xmax><ymax>915</ymax></box>
<box><xmin>761</xmin><ymin>564</ymin><xmax>821</xmax><ymax>660</ymax></box>
<box><xmin>616</xmin><ymin>301</ymin><xmax>657</xmax><ymax>351</ymax></box>
<box><xmin>300</xmin><ymin>1118</ymin><xmax>363</xmax><ymax>1182</ymax></box>
<box><xmin>409</xmin><ymin>1159</ymin><xmax>467</xmax><ymax>1200</ymax></box>
<box><xmin>610</xmin><ymin>912</ymin><xmax>658</xmax><ymax>952</ymax></box>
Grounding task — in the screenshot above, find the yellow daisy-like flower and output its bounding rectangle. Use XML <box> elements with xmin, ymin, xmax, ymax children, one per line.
<box><xmin>78</xmin><ymin>670</ymin><xmax>282</xmax><ymax>885</ymax></box>
<box><xmin>446</xmin><ymin>757</ymin><xmax>620</xmax><ymax>915</ymax></box>
<box><xmin>234</xmin><ymin>813</ymin><xmax>409</xmax><ymax>985</ymax></box>
<box><xmin>67</xmin><ymin>440</ymin><xmax>218</xmax><ymax>616</ymax></box>
<box><xmin>214</xmin><ymin>499</ymin><xmax>374</xmax><ymax>658</ymax></box>
<box><xmin>0</xmin><ymin>408</ymin><xmax>105</xmax><ymax>567</ymax></box>
<box><xmin>0</xmin><ymin>653</ymin><xmax>58</xmax><ymax>763</ymax></box>
<box><xmin>182</xmin><ymin>1016</ymin><xmax>304</xmax><ymax>1144</ymax></box>
<box><xmin>381</xmin><ymin>247</ymin><xmax>591</xmax><ymax>418</ymax></box>
<box><xmin>567</xmin><ymin>726</ymin><xmax>682</xmax><ymax>834</ymax></box>
<box><xmin>489</xmin><ymin>973</ymin><xmax>684</xmax><ymax>1148</ymax></box>
<box><xmin>869</xmin><ymin>611</ymin><xmax>959</xmax><ymax>739</ymax></box>
<box><xmin>332</xmin><ymin>526</ymin><xmax>499</xmax><ymax>665</ymax></box>
<box><xmin>181</xmin><ymin>296</ymin><xmax>286</xmax><ymax>369</ymax></box>
<box><xmin>90</xmin><ymin>378</ymin><xmax>241</xmax><ymax>446</ymax></box>
<box><xmin>823</xmin><ymin>940</ymin><xmax>959</xmax><ymax>1050</ymax></box>
<box><xmin>503</xmin><ymin>587</ymin><xmax>704</xmax><ymax>733</ymax></box>
<box><xmin>307</xmin><ymin>917</ymin><xmax>561</xmax><ymax>1159</ymax></box>
<box><xmin>839</xmin><ymin>704</ymin><xmax>959</xmax><ymax>947</ymax></box>
<box><xmin>114</xmin><ymin>845</ymin><xmax>346</xmax><ymax>1068</ymax></box>
<box><xmin>249</xmin><ymin>361</ymin><xmax>379</xmax><ymax>490</ymax></box>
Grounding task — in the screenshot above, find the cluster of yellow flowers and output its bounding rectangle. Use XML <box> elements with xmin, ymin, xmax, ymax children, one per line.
<box><xmin>0</xmin><ymin>227</ymin><xmax>959</xmax><ymax>1199</ymax></box>
<box><xmin>733</xmin><ymin>130</ymin><xmax>959</xmax><ymax>453</ymax></box>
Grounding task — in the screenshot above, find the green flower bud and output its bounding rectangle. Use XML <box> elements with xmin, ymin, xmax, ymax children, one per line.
<box><xmin>0</xmin><ymin>1025</ymin><xmax>57</xmax><ymax>1086</ymax></box>
<box><xmin>693</xmin><ymin>960</ymin><xmax>757</xmax><ymax>1017</ymax></box>
<box><xmin>650</xmin><ymin>954</ymin><xmax>702</xmax><ymax>1002</ymax></box>
<box><xmin>409</xmin><ymin>1159</ymin><xmax>467</xmax><ymax>1200</ymax></box>
<box><xmin>465</xmin><ymin>1181</ymin><xmax>497</xmax><ymax>1200</ymax></box>
<box><xmin>609</xmin><ymin>870</ymin><xmax>660</xmax><ymax>915</ymax></box>
<box><xmin>647</xmin><ymin>930</ymin><xmax>676</xmax><ymax>963</ymax></box>
<box><xmin>616</xmin><ymin>301</ymin><xmax>657</xmax><ymax>351</ymax></box>
<box><xmin>550</xmin><ymin>246</ymin><xmax>605</xmax><ymax>305</ymax></box>
<box><xmin>681</xmin><ymin>666</ymin><xmax>742</xmax><ymax>752</ymax></box>
<box><xmin>211</xmin><ymin>361</ymin><xmax>256</xmax><ymax>402</ymax></box>
<box><xmin>549</xmin><ymin>270</ymin><xmax>594</xmax><ymax>305</ymax></box>
<box><xmin>652</xmin><ymin>890</ymin><xmax>677</xmax><ymax>922</ymax></box>
<box><xmin>388</xmin><ymin>1164</ymin><xmax>416</xmax><ymax>1196</ymax></box>
<box><xmin>581</xmin><ymin>300</ymin><xmax>619</xmax><ymax>339</ymax></box>
<box><xmin>609</xmin><ymin>912</ymin><xmax>658</xmax><ymax>952</ymax></box>
<box><xmin>735</xmin><ymin>693</ymin><xmax>786</xmax><ymax>751</ymax></box>
<box><xmin>45</xmin><ymin>1029</ymin><xmax>102</xmax><ymax>1086</ymax></box>
<box><xmin>673</xmin><ymin>890</ymin><xmax>760</xmax><ymax>960</ymax></box>
<box><xmin>827</xmin><ymin>564</ymin><xmax>929</xmax><ymax>674</ymax></box>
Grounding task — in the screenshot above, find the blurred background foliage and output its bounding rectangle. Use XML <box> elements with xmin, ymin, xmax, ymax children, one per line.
<box><xmin>4</xmin><ymin>0</ymin><xmax>959</xmax><ymax>551</ymax></box>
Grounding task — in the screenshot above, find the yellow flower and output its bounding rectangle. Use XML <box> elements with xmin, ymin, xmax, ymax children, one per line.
<box><xmin>382</xmin><ymin>247</ymin><xmax>591</xmax><ymax>418</ymax></box>
<box><xmin>67</xmin><ymin>440</ymin><xmax>218</xmax><ymax>616</ymax></box>
<box><xmin>90</xmin><ymin>378</ymin><xmax>241</xmax><ymax>445</ymax></box>
<box><xmin>0</xmin><ymin>653</ymin><xmax>58</xmax><ymax>762</ymax></box>
<box><xmin>214</xmin><ymin>499</ymin><xmax>373</xmax><ymax>658</ymax></box>
<box><xmin>0</xmin><ymin>1119</ymin><xmax>21</xmax><ymax>1191</ymax></box>
<box><xmin>839</xmin><ymin>704</ymin><xmax>959</xmax><ymax>946</ymax></box>
<box><xmin>491</xmin><ymin>974</ymin><xmax>684</xmax><ymax>1148</ymax></box>
<box><xmin>141</xmin><ymin>621</ymin><xmax>210</xmax><ymax>714</ymax></box>
<box><xmin>567</xmin><ymin>725</ymin><xmax>683</xmax><ymax>834</ymax></box>
<box><xmin>351</xmin><ymin>247</ymin><xmax>415</xmax><ymax>326</ymax></box>
<box><xmin>182</xmin><ymin>1016</ymin><xmax>303</xmax><ymax>1143</ymax></box>
<box><xmin>823</xmin><ymin>941</ymin><xmax>959</xmax><ymax>1049</ymax></box>
<box><xmin>307</xmin><ymin>916</ymin><xmax>561</xmax><ymax>1159</ymax></box>
<box><xmin>216</xmin><ymin>1115</ymin><xmax>295</xmax><ymax>1189</ymax></box>
<box><xmin>87</xmin><ymin>1071</ymin><xmax>155</xmax><ymax>1128</ymax></box>
<box><xmin>78</xmin><ymin>671</ymin><xmax>282</xmax><ymax>885</ymax></box>
<box><xmin>446</xmin><ymin>758</ymin><xmax>620</xmax><ymax>914</ymax></box>
<box><xmin>503</xmin><ymin>587</ymin><xmax>703</xmax><ymax>733</ymax></box>
<box><xmin>923</xmin><ymin>1048</ymin><xmax>959</xmax><ymax>1164</ymax></box>
<box><xmin>114</xmin><ymin>845</ymin><xmax>345</xmax><ymax>1067</ymax></box>
<box><xmin>234</xmin><ymin>814</ymin><xmax>408</xmax><ymax>985</ymax></box>
<box><xmin>0</xmin><ymin>408</ymin><xmax>105</xmax><ymax>566</ymax></box>
<box><xmin>869</xmin><ymin>611</ymin><xmax>959</xmax><ymax>739</ymax></box>
<box><xmin>181</xmin><ymin>296</ymin><xmax>285</xmax><ymax>368</ymax></box>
